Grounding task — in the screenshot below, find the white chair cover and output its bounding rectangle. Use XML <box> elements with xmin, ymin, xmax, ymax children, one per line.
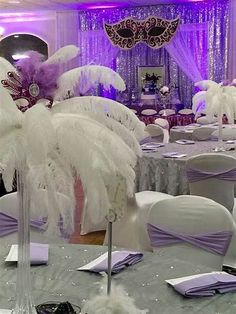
<box><xmin>141</xmin><ymin>109</ymin><xmax>157</xmax><ymax>116</ymax></box>
<box><xmin>147</xmin><ymin>195</ymin><xmax>235</xmax><ymax>269</ymax></box>
<box><xmin>154</xmin><ymin>118</ymin><xmax>170</xmax><ymax>143</ymax></box>
<box><xmin>178</xmin><ymin>108</ymin><xmax>194</xmax><ymax>115</ymax></box>
<box><xmin>159</xmin><ymin>109</ymin><xmax>175</xmax><ymax>116</ymax></box>
<box><xmin>211</xmin><ymin>128</ymin><xmax>236</xmax><ymax>140</ymax></box>
<box><xmin>104</xmin><ymin>191</ymin><xmax>173</xmax><ymax>251</ymax></box>
<box><xmin>0</xmin><ymin>191</ymin><xmax>69</xmax><ymax>244</ymax></box>
<box><xmin>144</xmin><ymin>124</ymin><xmax>163</xmax><ymax>142</ymax></box>
<box><xmin>186</xmin><ymin>153</ymin><xmax>236</xmax><ymax>212</ymax></box>
<box><xmin>196</xmin><ymin>116</ymin><xmax>218</xmax><ymax>125</ymax></box>
<box><xmin>192</xmin><ymin>127</ymin><xmax>215</xmax><ymax>141</ymax></box>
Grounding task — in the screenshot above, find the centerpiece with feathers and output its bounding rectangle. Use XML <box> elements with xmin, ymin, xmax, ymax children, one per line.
<box><xmin>192</xmin><ymin>79</ymin><xmax>236</xmax><ymax>150</ymax></box>
<box><xmin>0</xmin><ymin>45</ymin><xmax>146</xmax><ymax>314</ymax></box>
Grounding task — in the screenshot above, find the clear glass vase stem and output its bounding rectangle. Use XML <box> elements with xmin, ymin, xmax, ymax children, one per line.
<box><xmin>12</xmin><ymin>168</ymin><xmax>36</xmax><ymax>314</ymax></box>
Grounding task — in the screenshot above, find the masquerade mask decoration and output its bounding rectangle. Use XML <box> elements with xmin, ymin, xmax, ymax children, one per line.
<box><xmin>104</xmin><ymin>16</ymin><xmax>180</xmax><ymax>50</ymax></box>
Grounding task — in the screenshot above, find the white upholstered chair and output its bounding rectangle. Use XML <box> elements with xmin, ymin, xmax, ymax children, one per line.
<box><xmin>196</xmin><ymin>116</ymin><xmax>218</xmax><ymax>125</ymax></box>
<box><xmin>147</xmin><ymin>195</ymin><xmax>235</xmax><ymax>269</ymax></box>
<box><xmin>186</xmin><ymin>153</ymin><xmax>236</xmax><ymax>212</ymax></box>
<box><xmin>154</xmin><ymin>118</ymin><xmax>169</xmax><ymax>143</ymax></box>
<box><xmin>159</xmin><ymin>109</ymin><xmax>175</xmax><ymax>116</ymax></box>
<box><xmin>144</xmin><ymin>124</ymin><xmax>164</xmax><ymax>142</ymax></box>
<box><xmin>211</xmin><ymin>128</ymin><xmax>236</xmax><ymax>141</ymax></box>
<box><xmin>192</xmin><ymin>127</ymin><xmax>215</xmax><ymax>141</ymax></box>
<box><xmin>178</xmin><ymin>108</ymin><xmax>194</xmax><ymax>115</ymax></box>
<box><xmin>141</xmin><ymin>109</ymin><xmax>157</xmax><ymax>116</ymax></box>
<box><xmin>103</xmin><ymin>191</ymin><xmax>174</xmax><ymax>251</ymax></box>
<box><xmin>0</xmin><ymin>191</ymin><xmax>70</xmax><ymax>244</ymax></box>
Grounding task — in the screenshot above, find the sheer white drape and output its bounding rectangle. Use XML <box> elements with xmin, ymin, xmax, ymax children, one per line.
<box><xmin>165</xmin><ymin>23</ymin><xmax>208</xmax><ymax>83</ymax></box>
<box><xmin>227</xmin><ymin>0</ymin><xmax>236</xmax><ymax>81</ymax></box>
<box><xmin>56</xmin><ymin>11</ymin><xmax>79</xmax><ymax>71</ymax></box>
<box><xmin>78</xmin><ymin>29</ymin><xmax>119</xmax><ymax>67</ymax></box>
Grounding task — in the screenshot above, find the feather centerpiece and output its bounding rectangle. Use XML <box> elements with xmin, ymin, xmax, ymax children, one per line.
<box><xmin>0</xmin><ymin>45</ymin><xmax>146</xmax><ymax>314</ymax></box>
<box><xmin>192</xmin><ymin>79</ymin><xmax>236</xmax><ymax>150</ymax></box>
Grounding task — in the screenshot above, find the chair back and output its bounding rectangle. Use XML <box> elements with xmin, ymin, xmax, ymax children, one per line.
<box><xmin>211</xmin><ymin>128</ymin><xmax>236</xmax><ymax>141</ymax></box>
<box><xmin>196</xmin><ymin>116</ymin><xmax>218</xmax><ymax>125</ymax></box>
<box><xmin>159</xmin><ymin>109</ymin><xmax>175</xmax><ymax>116</ymax></box>
<box><xmin>186</xmin><ymin>153</ymin><xmax>236</xmax><ymax>212</ymax></box>
<box><xmin>192</xmin><ymin>127</ymin><xmax>215</xmax><ymax>141</ymax></box>
<box><xmin>144</xmin><ymin>124</ymin><xmax>163</xmax><ymax>142</ymax></box>
<box><xmin>147</xmin><ymin>195</ymin><xmax>235</xmax><ymax>269</ymax></box>
<box><xmin>178</xmin><ymin>108</ymin><xmax>194</xmax><ymax>115</ymax></box>
<box><xmin>154</xmin><ymin>118</ymin><xmax>169</xmax><ymax>143</ymax></box>
<box><xmin>0</xmin><ymin>191</ymin><xmax>70</xmax><ymax>244</ymax></box>
<box><xmin>141</xmin><ymin>109</ymin><xmax>157</xmax><ymax>116</ymax></box>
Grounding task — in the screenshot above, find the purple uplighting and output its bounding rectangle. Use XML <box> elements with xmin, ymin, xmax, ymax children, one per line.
<box><xmin>77</xmin><ymin>2</ymin><xmax>124</xmax><ymax>10</ymax></box>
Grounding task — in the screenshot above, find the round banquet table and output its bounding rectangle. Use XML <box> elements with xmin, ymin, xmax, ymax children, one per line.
<box><xmin>170</xmin><ymin>124</ymin><xmax>236</xmax><ymax>142</ymax></box>
<box><xmin>136</xmin><ymin>141</ymin><xmax>236</xmax><ymax>195</ymax></box>
<box><xmin>1</xmin><ymin>243</ymin><xmax>235</xmax><ymax>314</ymax></box>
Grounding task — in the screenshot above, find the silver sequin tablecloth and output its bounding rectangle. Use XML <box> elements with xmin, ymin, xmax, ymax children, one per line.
<box><xmin>136</xmin><ymin>141</ymin><xmax>236</xmax><ymax>195</ymax></box>
<box><xmin>0</xmin><ymin>244</ymin><xmax>235</xmax><ymax>314</ymax></box>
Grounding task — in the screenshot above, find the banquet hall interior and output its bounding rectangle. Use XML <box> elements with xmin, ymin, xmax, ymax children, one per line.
<box><xmin>1</xmin><ymin>0</ymin><xmax>236</xmax><ymax>313</ymax></box>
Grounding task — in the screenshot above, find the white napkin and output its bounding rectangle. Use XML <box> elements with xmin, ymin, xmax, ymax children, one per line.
<box><xmin>162</xmin><ymin>152</ymin><xmax>187</xmax><ymax>158</ymax></box>
<box><xmin>176</xmin><ymin>140</ymin><xmax>195</xmax><ymax>145</ymax></box>
<box><xmin>5</xmin><ymin>242</ymin><xmax>49</xmax><ymax>265</ymax></box>
<box><xmin>78</xmin><ymin>250</ymin><xmax>143</xmax><ymax>274</ymax></box>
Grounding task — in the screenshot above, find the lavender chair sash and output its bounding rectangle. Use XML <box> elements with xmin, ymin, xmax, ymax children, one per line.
<box><xmin>0</xmin><ymin>212</ymin><xmax>45</xmax><ymax>237</ymax></box>
<box><xmin>186</xmin><ymin>166</ymin><xmax>236</xmax><ymax>183</ymax></box>
<box><xmin>147</xmin><ymin>223</ymin><xmax>233</xmax><ymax>256</ymax></box>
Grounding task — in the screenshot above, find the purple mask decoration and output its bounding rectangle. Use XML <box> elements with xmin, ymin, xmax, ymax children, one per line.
<box><xmin>1</xmin><ymin>51</ymin><xmax>60</xmax><ymax>112</ymax></box>
<box><xmin>104</xmin><ymin>16</ymin><xmax>180</xmax><ymax>50</ymax></box>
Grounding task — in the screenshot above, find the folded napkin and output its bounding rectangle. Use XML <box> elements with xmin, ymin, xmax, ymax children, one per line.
<box><xmin>78</xmin><ymin>250</ymin><xmax>143</xmax><ymax>274</ymax></box>
<box><xmin>162</xmin><ymin>152</ymin><xmax>187</xmax><ymax>158</ymax></box>
<box><xmin>176</xmin><ymin>140</ymin><xmax>195</xmax><ymax>145</ymax></box>
<box><xmin>166</xmin><ymin>271</ymin><xmax>236</xmax><ymax>297</ymax></box>
<box><xmin>5</xmin><ymin>242</ymin><xmax>49</xmax><ymax>265</ymax></box>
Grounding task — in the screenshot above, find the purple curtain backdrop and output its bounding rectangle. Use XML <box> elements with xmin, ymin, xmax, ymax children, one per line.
<box><xmin>227</xmin><ymin>0</ymin><xmax>236</xmax><ymax>81</ymax></box>
<box><xmin>78</xmin><ymin>0</ymin><xmax>229</xmax><ymax>107</ymax></box>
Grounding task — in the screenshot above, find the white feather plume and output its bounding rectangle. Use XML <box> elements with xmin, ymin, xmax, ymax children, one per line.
<box><xmin>54</xmin><ymin>65</ymin><xmax>126</xmax><ymax>100</ymax></box>
<box><xmin>0</xmin><ymin>46</ymin><xmax>141</xmax><ymax>235</ymax></box>
<box><xmin>0</xmin><ymin>57</ymin><xmax>15</xmax><ymax>81</ymax></box>
<box><xmin>51</xmin><ymin>96</ymin><xmax>146</xmax><ymax>141</ymax></box>
<box><xmin>82</xmin><ymin>278</ymin><xmax>148</xmax><ymax>314</ymax></box>
<box><xmin>194</xmin><ymin>80</ymin><xmax>219</xmax><ymax>91</ymax></box>
<box><xmin>45</xmin><ymin>45</ymin><xmax>80</xmax><ymax>65</ymax></box>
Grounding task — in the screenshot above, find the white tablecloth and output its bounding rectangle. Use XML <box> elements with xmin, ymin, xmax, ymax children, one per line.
<box><xmin>1</xmin><ymin>243</ymin><xmax>234</xmax><ymax>314</ymax></box>
<box><xmin>136</xmin><ymin>141</ymin><xmax>236</xmax><ymax>195</ymax></box>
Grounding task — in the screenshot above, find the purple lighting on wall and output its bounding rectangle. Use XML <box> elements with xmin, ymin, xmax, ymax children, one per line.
<box><xmin>78</xmin><ymin>2</ymin><xmax>124</xmax><ymax>10</ymax></box>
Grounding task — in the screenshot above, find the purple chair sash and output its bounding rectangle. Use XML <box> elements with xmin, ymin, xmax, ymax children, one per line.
<box><xmin>0</xmin><ymin>212</ymin><xmax>45</xmax><ymax>237</ymax></box>
<box><xmin>147</xmin><ymin>223</ymin><xmax>233</xmax><ymax>256</ymax></box>
<box><xmin>186</xmin><ymin>166</ymin><xmax>236</xmax><ymax>183</ymax></box>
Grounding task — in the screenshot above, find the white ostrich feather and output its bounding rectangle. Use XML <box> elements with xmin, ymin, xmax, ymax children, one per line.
<box><xmin>192</xmin><ymin>90</ymin><xmax>206</xmax><ymax>115</ymax></box>
<box><xmin>23</xmin><ymin>104</ymin><xmax>56</xmax><ymax>165</ymax></box>
<box><xmin>54</xmin><ymin>65</ymin><xmax>126</xmax><ymax>100</ymax></box>
<box><xmin>82</xmin><ymin>278</ymin><xmax>148</xmax><ymax>314</ymax></box>
<box><xmin>51</xmin><ymin>96</ymin><xmax>146</xmax><ymax>141</ymax></box>
<box><xmin>0</xmin><ymin>46</ymin><xmax>141</xmax><ymax>235</ymax></box>
<box><xmin>193</xmin><ymin>79</ymin><xmax>236</xmax><ymax>125</ymax></box>
<box><xmin>52</xmin><ymin>113</ymin><xmax>137</xmax><ymax>223</ymax></box>
<box><xmin>194</xmin><ymin>80</ymin><xmax>219</xmax><ymax>91</ymax></box>
<box><xmin>45</xmin><ymin>45</ymin><xmax>80</xmax><ymax>65</ymax></box>
<box><xmin>0</xmin><ymin>57</ymin><xmax>15</xmax><ymax>81</ymax></box>
<box><xmin>0</xmin><ymin>85</ymin><xmax>23</xmax><ymax>136</ymax></box>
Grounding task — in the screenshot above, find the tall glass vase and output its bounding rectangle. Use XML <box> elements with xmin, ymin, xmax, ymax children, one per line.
<box><xmin>12</xmin><ymin>165</ymin><xmax>37</xmax><ymax>314</ymax></box>
<box><xmin>213</xmin><ymin>115</ymin><xmax>225</xmax><ymax>152</ymax></box>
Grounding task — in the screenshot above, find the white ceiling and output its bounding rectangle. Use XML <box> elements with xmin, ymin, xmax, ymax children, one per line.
<box><xmin>0</xmin><ymin>0</ymin><xmax>203</xmax><ymax>11</ymax></box>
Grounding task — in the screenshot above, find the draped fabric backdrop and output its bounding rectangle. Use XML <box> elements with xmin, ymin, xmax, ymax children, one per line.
<box><xmin>56</xmin><ymin>11</ymin><xmax>79</xmax><ymax>71</ymax></box>
<box><xmin>78</xmin><ymin>0</ymin><xmax>229</xmax><ymax>107</ymax></box>
<box><xmin>227</xmin><ymin>0</ymin><xmax>236</xmax><ymax>81</ymax></box>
